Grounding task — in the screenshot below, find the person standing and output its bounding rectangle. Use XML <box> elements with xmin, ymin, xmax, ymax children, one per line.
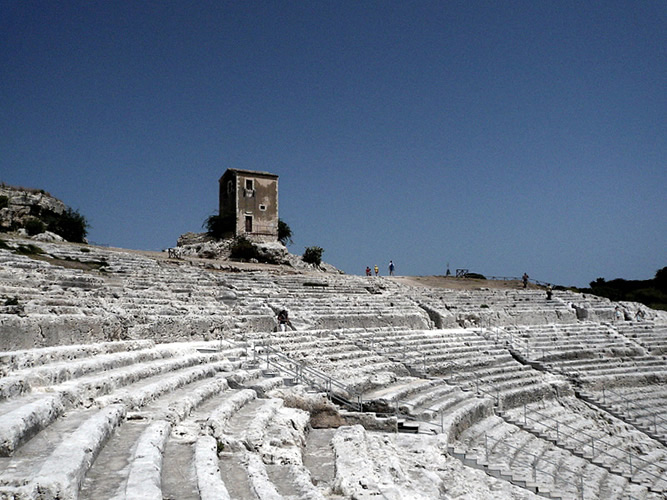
<box><xmin>277</xmin><ymin>309</ymin><xmax>292</xmax><ymax>332</ymax></box>
<box><xmin>389</xmin><ymin>260</ymin><xmax>395</xmax><ymax>276</ymax></box>
<box><xmin>522</xmin><ymin>273</ymin><xmax>529</xmax><ymax>289</ymax></box>
<box><xmin>374</xmin><ymin>265</ymin><xmax>379</xmax><ymax>276</ymax></box>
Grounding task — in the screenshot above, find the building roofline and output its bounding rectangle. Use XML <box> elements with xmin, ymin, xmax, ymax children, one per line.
<box><xmin>219</xmin><ymin>169</ymin><xmax>279</xmax><ymax>181</ymax></box>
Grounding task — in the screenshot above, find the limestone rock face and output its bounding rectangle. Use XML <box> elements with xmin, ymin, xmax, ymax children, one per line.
<box><xmin>0</xmin><ymin>185</ymin><xmax>67</xmax><ymax>232</ymax></box>
<box><xmin>31</xmin><ymin>231</ymin><xmax>66</xmax><ymax>242</ymax></box>
<box><xmin>174</xmin><ymin>233</ymin><xmax>342</xmax><ymax>272</ymax></box>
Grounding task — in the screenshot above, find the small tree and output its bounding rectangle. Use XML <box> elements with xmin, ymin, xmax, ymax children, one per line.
<box><xmin>230</xmin><ymin>236</ymin><xmax>260</xmax><ymax>261</ymax></box>
<box><xmin>47</xmin><ymin>208</ymin><xmax>89</xmax><ymax>243</ymax></box>
<box><xmin>278</xmin><ymin>219</ymin><xmax>293</xmax><ymax>246</ymax></box>
<box><xmin>203</xmin><ymin>213</ymin><xmax>235</xmax><ymax>240</ymax></box>
<box><xmin>303</xmin><ymin>246</ymin><xmax>324</xmax><ymax>266</ymax></box>
<box><xmin>25</xmin><ymin>218</ymin><xmax>45</xmax><ymax>236</ymax></box>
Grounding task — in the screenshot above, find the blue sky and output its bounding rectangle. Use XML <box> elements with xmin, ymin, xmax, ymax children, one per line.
<box><xmin>1</xmin><ymin>1</ymin><xmax>665</xmax><ymax>287</ymax></box>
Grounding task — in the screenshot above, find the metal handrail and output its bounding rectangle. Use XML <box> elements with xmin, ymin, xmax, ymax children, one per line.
<box><xmin>258</xmin><ymin>344</ymin><xmax>362</xmax><ymax>410</ymax></box>
<box><xmin>482</xmin><ymin>430</ymin><xmax>585</xmax><ymax>499</ymax></box>
<box><xmin>519</xmin><ymin>405</ymin><xmax>666</xmax><ymax>486</ymax></box>
<box><xmin>600</xmin><ymin>385</ymin><xmax>667</xmax><ymax>433</ymax></box>
<box><xmin>256</xmin><ymin>342</ymin><xmax>453</xmax><ymax>433</ymax></box>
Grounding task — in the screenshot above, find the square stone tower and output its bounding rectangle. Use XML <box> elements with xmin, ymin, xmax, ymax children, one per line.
<box><xmin>219</xmin><ymin>169</ymin><xmax>279</xmax><ymax>242</ymax></box>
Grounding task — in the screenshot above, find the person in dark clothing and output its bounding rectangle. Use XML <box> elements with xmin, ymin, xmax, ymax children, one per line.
<box><xmin>277</xmin><ymin>309</ymin><xmax>293</xmax><ymax>331</ymax></box>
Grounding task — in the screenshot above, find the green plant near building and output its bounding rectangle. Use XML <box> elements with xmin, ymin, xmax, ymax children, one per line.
<box><xmin>203</xmin><ymin>213</ymin><xmax>235</xmax><ymax>240</ymax></box>
<box><xmin>278</xmin><ymin>219</ymin><xmax>293</xmax><ymax>245</ymax></box>
<box><xmin>303</xmin><ymin>246</ymin><xmax>324</xmax><ymax>266</ymax></box>
<box><xmin>230</xmin><ymin>236</ymin><xmax>261</xmax><ymax>261</ymax></box>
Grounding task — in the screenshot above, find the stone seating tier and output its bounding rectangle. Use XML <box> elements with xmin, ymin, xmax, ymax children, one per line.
<box><xmin>502</xmin><ymin>397</ymin><xmax>667</xmax><ymax>492</ymax></box>
<box><xmin>1</xmin><ymin>238</ymin><xmax>666</xmax><ymax>498</ymax></box>
<box><xmin>455</xmin><ymin>415</ymin><xmax>654</xmax><ymax>499</ymax></box>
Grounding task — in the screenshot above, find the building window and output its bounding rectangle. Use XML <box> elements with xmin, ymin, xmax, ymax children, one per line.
<box><xmin>244</xmin><ymin>178</ymin><xmax>255</xmax><ymax>198</ymax></box>
<box><xmin>245</xmin><ymin>215</ymin><xmax>253</xmax><ymax>233</ymax></box>
<box><xmin>227</xmin><ymin>181</ymin><xmax>234</xmax><ymax>194</ymax></box>
<box><xmin>259</xmin><ymin>204</ymin><xmax>266</xmax><ymax>211</ymax></box>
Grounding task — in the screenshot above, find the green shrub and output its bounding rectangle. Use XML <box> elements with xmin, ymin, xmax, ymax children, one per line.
<box><xmin>4</xmin><ymin>297</ymin><xmax>19</xmax><ymax>306</ymax></box>
<box><xmin>46</xmin><ymin>208</ymin><xmax>89</xmax><ymax>243</ymax></box>
<box><xmin>0</xmin><ymin>196</ymin><xmax>8</xmax><ymax>209</ymax></box>
<box><xmin>25</xmin><ymin>218</ymin><xmax>45</xmax><ymax>236</ymax></box>
<box><xmin>0</xmin><ymin>239</ymin><xmax>10</xmax><ymax>250</ymax></box>
<box><xmin>303</xmin><ymin>246</ymin><xmax>324</xmax><ymax>266</ymax></box>
<box><xmin>15</xmin><ymin>243</ymin><xmax>44</xmax><ymax>255</ymax></box>
<box><xmin>278</xmin><ymin>219</ymin><xmax>293</xmax><ymax>245</ymax></box>
<box><xmin>203</xmin><ymin>213</ymin><xmax>235</xmax><ymax>240</ymax></box>
<box><xmin>230</xmin><ymin>236</ymin><xmax>260</xmax><ymax>261</ymax></box>
<box><xmin>464</xmin><ymin>272</ymin><xmax>486</xmax><ymax>280</ymax></box>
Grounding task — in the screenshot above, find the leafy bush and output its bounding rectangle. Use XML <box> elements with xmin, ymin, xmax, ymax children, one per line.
<box><xmin>579</xmin><ymin>267</ymin><xmax>667</xmax><ymax>311</ymax></box>
<box><xmin>25</xmin><ymin>218</ymin><xmax>45</xmax><ymax>236</ymax></box>
<box><xmin>203</xmin><ymin>213</ymin><xmax>235</xmax><ymax>240</ymax></box>
<box><xmin>14</xmin><ymin>243</ymin><xmax>44</xmax><ymax>256</ymax></box>
<box><xmin>464</xmin><ymin>272</ymin><xmax>486</xmax><ymax>280</ymax></box>
<box><xmin>0</xmin><ymin>196</ymin><xmax>8</xmax><ymax>209</ymax></box>
<box><xmin>230</xmin><ymin>236</ymin><xmax>260</xmax><ymax>261</ymax></box>
<box><xmin>278</xmin><ymin>219</ymin><xmax>293</xmax><ymax>245</ymax></box>
<box><xmin>4</xmin><ymin>297</ymin><xmax>19</xmax><ymax>306</ymax></box>
<box><xmin>45</xmin><ymin>208</ymin><xmax>89</xmax><ymax>243</ymax></box>
<box><xmin>303</xmin><ymin>246</ymin><xmax>324</xmax><ymax>266</ymax></box>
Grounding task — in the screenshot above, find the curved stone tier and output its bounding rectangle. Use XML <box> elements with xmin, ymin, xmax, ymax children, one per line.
<box><xmin>0</xmin><ymin>238</ymin><xmax>665</xmax><ymax>499</ymax></box>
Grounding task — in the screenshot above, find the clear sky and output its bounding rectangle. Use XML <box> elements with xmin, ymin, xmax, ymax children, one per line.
<box><xmin>1</xmin><ymin>1</ymin><xmax>665</xmax><ymax>287</ymax></box>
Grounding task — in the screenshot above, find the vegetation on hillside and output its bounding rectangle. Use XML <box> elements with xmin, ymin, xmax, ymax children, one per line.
<box><xmin>203</xmin><ymin>213</ymin><xmax>235</xmax><ymax>240</ymax></box>
<box><xmin>0</xmin><ymin>184</ymin><xmax>89</xmax><ymax>243</ymax></box>
<box><xmin>576</xmin><ymin>267</ymin><xmax>667</xmax><ymax>311</ymax></box>
<box><xmin>278</xmin><ymin>219</ymin><xmax>293</xmax><ymax>246</ymax></box>
<box><xmin>229</xmin><ymin>236</ymin><xmax>261</xmax><ymax>261</ymax></box>
<box><xmin>43</xmin><ymin>208</ymin><xmax>89</xmax><ymax>243</ymax></box>
<box><xmin>303</xmin><ymin>246</ymin><xmax>324</xmax><ymax>266</ymax></box>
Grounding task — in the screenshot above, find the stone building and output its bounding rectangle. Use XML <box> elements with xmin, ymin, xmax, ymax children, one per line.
<box><xmin>218</xmin><ymin>169</ymin><xmax>279</xmax><ymax>242</ymax></box>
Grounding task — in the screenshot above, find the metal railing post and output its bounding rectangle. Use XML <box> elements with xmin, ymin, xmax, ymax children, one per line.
<box><xmin>524</xmin><ymin>403</ymin><xmax>527</xmax><ymax>426</ymax></box>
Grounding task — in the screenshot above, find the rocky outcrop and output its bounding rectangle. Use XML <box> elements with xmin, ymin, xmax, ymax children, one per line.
<box><xmin>174</xmin><ymin>232</ymin><xmax>342</xmax><ymax>273</ymax></box>
<box><xmin>0</xmin><ymin>185</ymin><xmax>67</xmax><ymax>232</ymax></box>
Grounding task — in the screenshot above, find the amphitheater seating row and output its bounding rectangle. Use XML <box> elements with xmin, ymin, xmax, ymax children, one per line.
<box><xmin>453</xmin><ymin>414</ymin><xmax>659</xmax><ymax>499</ymax></box>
